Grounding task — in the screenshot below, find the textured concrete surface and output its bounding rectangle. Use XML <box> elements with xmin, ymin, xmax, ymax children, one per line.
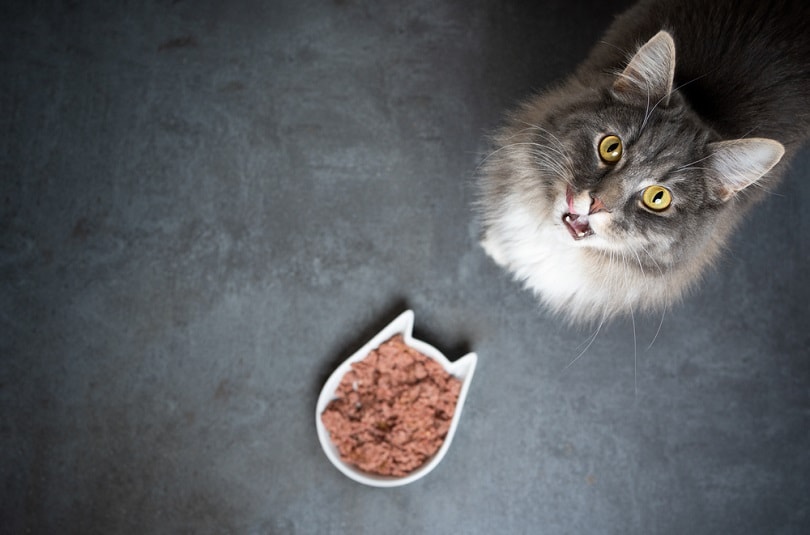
<box><xmin>1</xmin><ymin>1</ymin><xmax>808</xmax><ymax>534</ymax></box>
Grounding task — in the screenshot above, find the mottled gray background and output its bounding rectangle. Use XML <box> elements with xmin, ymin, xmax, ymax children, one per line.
<box><xmin>2</xmin><ymin>1</ymin><xmax>808</xmax><ymax>534</ymax></box>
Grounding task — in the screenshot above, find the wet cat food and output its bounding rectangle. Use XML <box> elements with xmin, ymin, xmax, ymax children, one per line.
<box><xmin>320</xmin><ymin>335</ymin><xmax>462</xmax><ymax>477</ymax></box>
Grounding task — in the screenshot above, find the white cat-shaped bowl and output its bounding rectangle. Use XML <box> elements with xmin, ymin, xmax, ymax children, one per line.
<box><xmin>315</xmin><ymin>310</ymin><xmax>477</xmax><ymax>487</ymax></box>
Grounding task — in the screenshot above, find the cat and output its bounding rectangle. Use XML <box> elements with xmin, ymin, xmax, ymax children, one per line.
<box><xmin>477</xmin><ymin>0</ymin><xmax>810</xmax><ymax>323</ymax></box>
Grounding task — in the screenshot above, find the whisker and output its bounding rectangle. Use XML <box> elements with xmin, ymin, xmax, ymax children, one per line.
<box><xmin>641</xmin><ymin>89</ymin><xmax>667</xmax><ymax>132</ymax></box>
<box><xmin>616</xmin><ymin>249</ymin><xmax>639</xmax><ymax>398</ymax></box>
<box><xmin>673</xmin><ymin>153</ymin><xmax>714</xmax><ymax>172</ymax></box>
<box><xmin>672</xmin><ymin>71</ymin><xmax>713</xmax><ymax>93</ymax></box>
<box><xmin>679</xmin><ymin>166</ymin><xmax>784</xmax><ymax>198</ymax></box>
<box><xmin>640</xmin><ymin>72</ymin><xmax>713</xmax><ymax>133</ymax></box>
<box><xmin>476</xmin><ymin>141</ymin><xmax>566</xmax><ymax>176</ymax></box>
<box><xmin>598</xmin><ymin>39</ymin><xmax>630</xmax><ymax>55</ymax></box>
<box><xmin>516</xmin><ymin>121</ymin><xmax>576</xmax><ymax>170</ymax></box>
<box><xmin>631</xmin><ymin>247</ymin><xmax>646</xmax><ymax>277</ymax></box>
<box><xmin>563</xmin><ymin>316</ymin><xmax>605</xmax><ymax>372</ymax></box>
<box><xmin>525</xmin><ymin>143</ymin><xmax>572</xmax><ymax>167</ymax></box>
<box><xmin>637</xmin><ymin>243</ymin><xmax>668</xmax><ymax>349</ymax></box>
<box><xmin>631</xmin><ymin>306</ymin><xmax>638</xmax><ymax>399</ymax></box>
<box><xmin>641</xmin><ymin>81</ymin><xmax>652</xmax><ymax>131</ymax></box>
<box><xmin>648</xmin><ymin>305</ymin><xmax>666</xmax><ymax>350</ymax></box>
<box><xmin>475</xmin><ymin>143</ymin><xmax>517</xmax><ymax>172</ymax></box>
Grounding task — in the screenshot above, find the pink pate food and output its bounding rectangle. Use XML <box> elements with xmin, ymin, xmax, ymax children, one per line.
<box><xmin>321</xmin><ymin>334</ymin><xmax>462</xmax><ymax>477</ymax></box>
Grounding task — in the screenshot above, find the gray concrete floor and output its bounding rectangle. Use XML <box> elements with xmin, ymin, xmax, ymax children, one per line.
<box><xmin>2</xmin><ymin>1</ymin><xmax>809</xmax><ymax>533</ymax></box>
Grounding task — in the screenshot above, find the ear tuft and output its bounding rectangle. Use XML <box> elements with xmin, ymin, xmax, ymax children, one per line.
<box><xmin>613</xmin><ymin>31</ymin><xmax>676</xmax><ymax>106</ymax></box>
<box><xmin>708</xmin><ymin>138</ymin><xmax>785</xmax><ymax>201</ymax></box>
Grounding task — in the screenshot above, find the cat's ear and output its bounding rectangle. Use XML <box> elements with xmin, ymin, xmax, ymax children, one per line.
<box><xmin>707</xmin><ymin>138</ymin><xmax>785</xmax><ymax>201</ymax></box>
<box><xmin>613</xmin><ymin>31</ymin><xmax>676</xmax><ymax>106</ymax></box>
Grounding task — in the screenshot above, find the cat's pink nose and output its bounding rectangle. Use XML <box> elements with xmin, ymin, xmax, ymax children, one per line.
<box><xmin>589</xmin><ymin>195</ymin><xmax>607</xmax><ymax>214</ymax></box>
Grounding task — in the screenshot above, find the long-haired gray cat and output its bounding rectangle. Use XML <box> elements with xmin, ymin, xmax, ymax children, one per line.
<box><xmin>478</xmin><ymin>0</ymin><xmax>810</xmax><ymax>323</ymax></box>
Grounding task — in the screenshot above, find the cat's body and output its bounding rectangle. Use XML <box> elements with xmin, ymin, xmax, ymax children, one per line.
<box><xmin>478</xmin><ymin>0</ymin><xmax>810</xmax><ymax>323</ymax></box>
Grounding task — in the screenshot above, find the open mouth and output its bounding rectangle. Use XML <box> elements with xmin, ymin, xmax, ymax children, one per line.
<box><xmin>562</xmin><ymin>185</ymin><xmax>594</xmax><ymax>240</ymax></box>
<box><xmin>562</xmin><ymin>213</ymin><xmax>593</xmax><ymax>240</ymax></box>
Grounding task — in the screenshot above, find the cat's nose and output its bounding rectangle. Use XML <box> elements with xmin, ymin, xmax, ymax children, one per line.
<box><xmin>589</xmin><ymin>194</ymin><xmax>608</xmax><ymax>214</ymax></box>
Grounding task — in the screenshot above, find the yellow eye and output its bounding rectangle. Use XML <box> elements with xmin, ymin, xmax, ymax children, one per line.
<box><xmin>598</xmin><ymin>135</ymin><xmax>623</xmax><ymax>163</ymax></box>
<box><xmin>641</xmin><ymin>185</ymin><xmax>672</xmax><ymax>211</ymax></box>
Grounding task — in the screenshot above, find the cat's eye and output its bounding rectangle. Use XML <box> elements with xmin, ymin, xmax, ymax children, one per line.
<box><xmin>641</xmin><ymin>185</ymin><xmax>672</xmax><ymax>211</ymax></box>
<box><xmin>598</xmin><ymin>135</ymin><xmax>623</xmax><ymax>163</ymax></box>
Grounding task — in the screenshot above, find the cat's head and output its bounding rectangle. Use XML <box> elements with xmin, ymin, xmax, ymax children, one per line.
<box><xmin>479</xmin><ymin>31</ymin><xmax>784</xmax><ymax>322</ymax></box>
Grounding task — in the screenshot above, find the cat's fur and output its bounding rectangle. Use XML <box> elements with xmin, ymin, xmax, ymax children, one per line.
<box><xmin>478</xmin><ymin>0</ymin><xmax>810</xmax><ymax>323</ymax></box>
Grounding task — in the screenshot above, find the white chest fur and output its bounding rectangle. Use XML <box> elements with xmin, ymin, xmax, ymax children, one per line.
<box><xmin>481</xmin><ymin>202</ymin><xmax>663</xmax><ymax>321</ymax></box>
